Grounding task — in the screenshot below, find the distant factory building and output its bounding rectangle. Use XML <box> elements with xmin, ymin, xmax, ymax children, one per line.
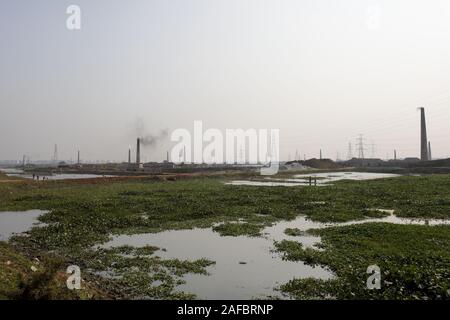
<box><xmin>143</xmin><ymin>161</ymin><xmax>175</xmax><ymax>173</ymax></box>
<box><xmin>344</xmin><ymin>158</ymin><xmax>384</xmax><ymax>167</ymax></box>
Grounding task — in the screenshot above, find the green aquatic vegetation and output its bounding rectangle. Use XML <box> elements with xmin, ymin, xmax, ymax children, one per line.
<box><xmin>2</xmin><ymin>175</ymin><xmax>450</xmax><ymax>226</ymax></box>
<box><xmin>134</xmin><ymin>246</ymin><xmax>159</xmax><ymax>256</ymax></box>
<box><xmin>212</xmin><ymin>222</ymin><xmax>265</xmax><ymax>237</ymax></box>
<box><xmin>100</xmin><ymin>245</ymin><xmax>159</xmax><ymax>257</ymax></box>
<box><xmin>161</xmin><ymin>258</ymin><xmax>214</xmax><ymax>276</ymax></box>
<box><xmin>284</xmin><ymin>228</ymin><xmax>310</xmax><ymax>237</ymax></box>
<box><xmin>68</xmin><ymin>245</ymin><xmax>214</xmax><ymax>299</ymax></box>
<box><xmin>276</xmin><ymin>223</ymin><xmax>450</xmax><ymax>299</ymax></box>
<box><xmin>115</xmin><ymin>270</ymin><xmax>195</xmax><ymax>300</ymax></box>
<box><xmin>1</xmin><ymin>173</ymin><xmax>449</xmax><ymax>299</ymax></box>
<box><xmin>255</xmin><ymin>205</ymin><xmax>273</xmax><ymax>215</ymax></box>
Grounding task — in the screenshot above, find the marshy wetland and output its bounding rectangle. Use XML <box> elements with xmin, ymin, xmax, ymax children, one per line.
<box><xmin>0</xmin><ymin>169</ymin><xmax>449</xmax><ymax>300</ymax></box>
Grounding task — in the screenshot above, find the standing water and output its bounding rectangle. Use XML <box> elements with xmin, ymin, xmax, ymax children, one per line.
<box><xmin>0</xmin><ymin>210</ymin><xmax>47</xmax><ymax>241</ymax></box>
<box><xmin>102</xmin><ymin>221</ymin><xmax>332</xmax><ymax>300</ymax></box>
<box><xmin>227</xmin><ymin>171</ymin><xmax>400</xmax><ymax>187</ymax></box>
<box><xmin>0</xmin><ymin>168</ymin><xmax>114</xmax><ymax>180</ymax></box>
<box><xmin>102</xmin><ymin>209</ymin><xmax>450</xmax><ymax>299</ymax></box>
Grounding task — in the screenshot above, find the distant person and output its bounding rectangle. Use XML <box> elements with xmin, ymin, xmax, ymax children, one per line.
<box><xmin>32</xmin><ymin>174</ymin><xmax>35</xmax><ymax>180</ymax></box>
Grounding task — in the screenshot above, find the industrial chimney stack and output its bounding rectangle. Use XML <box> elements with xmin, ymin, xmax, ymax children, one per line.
<box><xmin>428</xmin><ymin>141</ymin><xmax>432</xmax><ymax>161</ymax></box>
<box><xmin>136</xmin><ymin>138</ymin><xmax>141</xmax><ymax>165</ymax></box>
<box><xmin>420</xmin><ymin>107</ymin><xmax>428</xmax><ymax>161</ymax></box>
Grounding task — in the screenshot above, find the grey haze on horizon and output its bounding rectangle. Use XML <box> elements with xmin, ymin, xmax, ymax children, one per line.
<box><xmin>1</xmin><ymin>0</ymin><xmax>450</xmax><ymax>163</ymax></box>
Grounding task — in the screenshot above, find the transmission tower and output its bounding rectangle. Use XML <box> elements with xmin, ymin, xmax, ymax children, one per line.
<box><xmin>370</xmin><ymin>141</ymin><xmax>376</xmax><ymax>158</ymax></box>
<box><xmin>347</xmin><ymin>142</ymin><xmax>353</xmax><ymax>160</ymax></box>
<box><xmin>356</xmin><ymin>135</ymin><xmax>366</xmax><ymax>159</ymax></box>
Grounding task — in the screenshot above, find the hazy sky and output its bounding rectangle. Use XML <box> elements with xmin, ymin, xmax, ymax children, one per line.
<box><xmin>1</xmin><ymin>0</ymin><xmax>450</xmax><ymax>162</ymax></box>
